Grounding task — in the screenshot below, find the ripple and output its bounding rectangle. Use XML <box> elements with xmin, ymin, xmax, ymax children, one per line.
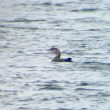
<box><xmin>57</xmin><ymin>108</ymin><xmax>72</xmax><ymax>110</ymax></box>
<box><xmin>41</xmin><ymin>2</ymin><xmax>53</xmax><ymax>6</ymax></box>
<box><xmin>75</xmin><ymin>17</ymin><xmax>110</xmax><ymax>24</ymax></box>
<box><xmin>83</xmin><ymin>61</ymin><xmax>110</xmax><ymax>65</ymax></box>
<box><xmin>9</xmin><ymin>18</ymin><xmax>46</xmax><ymax>23</ymax></box>
<box><xmin>18</xmin><ymin>97</ymin><xmax>33</xmax><ymax>102</ymax></box>
<box><xmin>77</xmin><ymin>82</ymin><xmax>89</xmax><ymax>86</ymax></box>
<box><xmin>81</xmin><ymin>8</ymin><xmax>98</xmax><ymax>12</ymax></box>
<box><xmin>75</xmin><ymin>88</ymin><xmax>100</xmax><ymax>91</ymax></box>
<box><xmin>71</xmin><ymin>8</ymin><xmax>98</xmax><ymax>12</ymax></box>
<box><xmin>40</xmin><ymin>83</ymin><xmax>64</xmax><ymax>90</ymax></box>
<box><xmin>97</xmin><ymin>92</ymin><xmax>110</xmax><ymax>97</ymax></box>
<box><xmin>0</xmin><ymin>25</ymin><xmax>39</xmax><ymax>30</ymax></box>
<box><xmin>18</xmin><ymin>107</ymin><xmax>29</xmax><ymax>110</ymax></box>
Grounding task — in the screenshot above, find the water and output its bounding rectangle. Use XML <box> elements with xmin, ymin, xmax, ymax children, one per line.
<box><xmin>0</xmin><ymin>0</ymin><xmax>110</xmax><ymax>110</ymax></box>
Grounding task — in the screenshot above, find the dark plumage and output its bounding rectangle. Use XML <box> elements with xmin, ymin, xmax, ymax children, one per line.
<box><xmin>49</xmin><ymin>48</ymin><xmax>72</xmax><ymax>62</ymax></box>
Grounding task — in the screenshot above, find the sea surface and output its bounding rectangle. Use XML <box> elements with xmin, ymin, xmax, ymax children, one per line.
<box><xmin>0</xmin><ymin>0</ymin><xmax>110</xmax><ymax>110</ymax></box>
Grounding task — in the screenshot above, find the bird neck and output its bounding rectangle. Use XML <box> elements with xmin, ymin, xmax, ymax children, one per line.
<box><xmin>55</xmin><ymin>52</ymin><xmax>61</xmax><ymax>59</ymax></box>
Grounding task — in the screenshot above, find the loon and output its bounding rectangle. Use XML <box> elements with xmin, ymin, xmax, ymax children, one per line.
<box><xmin>49</xmin><ymin>47</ymin><xmax>72</xmax><ymax>62</ymax></box>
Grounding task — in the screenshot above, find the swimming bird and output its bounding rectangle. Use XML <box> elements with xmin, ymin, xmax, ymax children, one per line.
<box><xmin>49</xmin><ymin>47</ymin><xmax>72</xmax><ymax>62</ymax></box>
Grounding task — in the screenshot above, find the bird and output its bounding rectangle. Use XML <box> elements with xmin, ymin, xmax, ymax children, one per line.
<box><xmin>49</xmin><ymin>47</ymin><xmax>72</xmax><ymax>62</ymax></box>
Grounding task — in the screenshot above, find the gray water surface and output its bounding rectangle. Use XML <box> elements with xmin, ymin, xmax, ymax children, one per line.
<box><xmin>0</xmin><ymin>0</ymin><xmax>110</xmax><ymax>110</ymax></box>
